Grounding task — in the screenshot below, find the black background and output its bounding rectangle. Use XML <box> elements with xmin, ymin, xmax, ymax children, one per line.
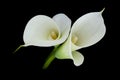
<box><xmin>2</xmin><ymin>0</ymin><xmax>116</xmax><ymax>79</ymax></box>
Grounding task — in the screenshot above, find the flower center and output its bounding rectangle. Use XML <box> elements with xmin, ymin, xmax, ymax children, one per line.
<box><xmin>72</xmin><ymin>35</ymin><xmax>78</xmax><ymax>44</ymax></box>
<box><xmin>50</xmin><ymin>31</ymin><xmax>58</xmax><ymax>40</ymax></box>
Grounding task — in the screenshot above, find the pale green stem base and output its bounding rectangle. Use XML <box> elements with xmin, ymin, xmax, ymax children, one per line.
<box><xmin>13</xmin><ymin>45</ymin><xmax>23</xmax><ymax>53</ymax></box>
<box><xmin>42</xmin><ymin>46</ymin><xmax>59</xmax><ymax>69</ymax></box>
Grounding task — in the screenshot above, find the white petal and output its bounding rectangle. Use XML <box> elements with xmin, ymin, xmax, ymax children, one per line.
<box><xmin>23</xmin><ymin>15</ymin><xmax>61</xmax><ymax>47</ymax></box>
<box><xmin>53</xmin><ymin>13</ymin><xmax>71</xmax><ymax>44</ymax></box>
<box><xmin>72</xmin><ymin>51</ymin><xmax>84</xmax><ymax>66</ymax></box>
<box><xmin>53</xmin><ymin>13</ymin><xmax>71</xmax><ymax>33</ymax></box>
<box><xmin>71</xmin><ymin>12</ymin><xmax>106</xmax><ymax>50</ymax></box>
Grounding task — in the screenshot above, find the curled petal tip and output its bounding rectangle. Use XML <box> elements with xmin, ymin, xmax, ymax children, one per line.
<box><xmin>72</xmin><ymin>51</ymin><xmax>84</xmax><ymax>66</ymax></box>
<box><xmin>100</xmin><ymin>8</ymin><xmax>105</xmax><ymax>14</ymax></box>
<box><xmin>13</xmin><ymin>45</ymin><xmax>23</xmax><ymax>53</ymax></box>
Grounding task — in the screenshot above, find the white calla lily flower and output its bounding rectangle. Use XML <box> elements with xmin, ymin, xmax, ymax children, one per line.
<box><xmin>14</xmin><ymin>14</ymin><xmax>71</xmax><ymax>53</ymax></box>
<box><xmin>14</xmin><ymin>9</ymin><xmax>106</xmax><ymax>69</ymax></box>
<box><xmin>23</xmin><ymin>14</ymin><xmax>71</xmax><ymax>47</ymax></box>
<box><xmin>71</xmin><ymin>11</ymin><xmax>106</xmax><ymax>51</ymax></box>
<box><xmin>54</xmin><ymin>9</ymin><xmax>106</xmax><ymax>66</ymax></box>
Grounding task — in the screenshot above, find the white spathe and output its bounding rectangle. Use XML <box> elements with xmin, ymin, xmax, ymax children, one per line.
<box><xmin>55</xmin><ymin>11</ymin><xmax>106</xmax><ymax>66</ymax></box>
<box><xmin>72</xmin><ymin>51</ymin><xmax>84</xmax><ymax>66</ymax></box>
<box><xmin>23</xmin><ymin>14</ymin><xmax>71</xmax><ymax>47</ymax></box>
<box><xmin>71</xmin><ymin>12</ymin><xmax>106</xmax><ymax>51</ymax></box>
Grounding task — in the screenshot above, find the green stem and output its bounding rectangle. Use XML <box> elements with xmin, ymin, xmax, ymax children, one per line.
<box><xmin>13</xmin><ymin>45</ymin><xmax>23</xmax><ymax>53</ymax></box>
<box><xmin>42</xmin><ymin>46</ymin><xmax>59</xmax><ymax>69</ymax></box>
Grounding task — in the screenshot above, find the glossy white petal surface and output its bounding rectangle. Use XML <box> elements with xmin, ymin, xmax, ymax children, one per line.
<box><xmin>23</xmin><ymin>15</ymin><xmax>60</xmax><ymax>47</ymax></box>
<box><xmin>53</xmin><ymin>13</ymin><xmax>71</xmax><ymax>33</ymax></box>
<box><xmin>71</xmin><ymin>12</ymin><xmax>106</xmax><ymax>50</ymax></box>
<box><xmin>53</xmin><ymin>13</ymin><xmax>71</xmax><ymax>44</ymax></box>
<box><xmin>23</xmin><ymin>14</ymin><xmax>71</xmax><ymax>47</ymax></box>
<box><xmin>72</xmin><ymin>51</ymin><xmax>84</xmax><ymax>66</ymax></box>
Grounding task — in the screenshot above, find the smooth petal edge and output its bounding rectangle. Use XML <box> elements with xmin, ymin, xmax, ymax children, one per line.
<box><xmin>52</xmin><ymin>13</ymin><xmax>71</xmax><ymax>46</ymax></box>
<box><xmin>71</xmin><ymin>12</ymin><xmax>106</xmax><ymax>50</ymax></box>
<box><xmin>23</xmin><ymin>15</ymin><xmax>63</xmax><ymax>47</ymax></box>
<box><xmin>72</xmin><ymin>51</ymin><xmax>84</xmax><ymax>66</ymax></box>
<box><xmin>53</xmin><ymin>13</ymin><xmax>71</xmax><ymax>33</ymax></box>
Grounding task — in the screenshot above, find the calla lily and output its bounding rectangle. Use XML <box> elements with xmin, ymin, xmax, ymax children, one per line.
<box><xmin>23</xmin><ymin>14</ymin><xmax>71</xmax><ymax>47</ymax></box>
<box><xmin>14</xmin><ymin>14</ymin><xmax>71</xmax><ymax>53</ymax></box>
<box><xmin>54</xmin><ymin>9</ymin><xmax>106</xmax><ymax>66</ymax></box>
<box><xmin>14</xmin><ymin>9</ymin><xmax>106</xmax><ymax>69</ymax></box>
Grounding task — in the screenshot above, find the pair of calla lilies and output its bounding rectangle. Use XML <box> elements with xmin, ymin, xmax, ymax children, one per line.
<box><xmin>15</xmin><ymin>9</ymin><xmax>106</xmax><ymax>69</ymax></box>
